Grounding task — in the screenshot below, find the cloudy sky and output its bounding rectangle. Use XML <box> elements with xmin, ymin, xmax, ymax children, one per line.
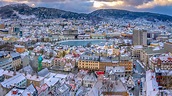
<box><xmin>0</xmin><ymin>0</ymin><xmax>172</xmax><ymax>16</ymax></box>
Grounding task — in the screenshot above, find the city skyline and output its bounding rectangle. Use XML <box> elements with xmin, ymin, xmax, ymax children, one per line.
<box><xmin>0</xmin><ymin>0</ymin><xmax>172</xmax><ymax>16</ymax></box>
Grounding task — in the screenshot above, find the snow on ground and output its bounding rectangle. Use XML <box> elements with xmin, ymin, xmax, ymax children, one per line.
<box><xmin>13</xmin><ymin>11</ymin><xmax>36</xmax><ymax>19</ymax></box>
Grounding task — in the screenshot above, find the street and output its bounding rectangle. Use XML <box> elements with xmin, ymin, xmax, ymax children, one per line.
<box><xmin>132</xmin><ymin>60</ymin><xmax>146</xmax><ymax>96</ymax></box>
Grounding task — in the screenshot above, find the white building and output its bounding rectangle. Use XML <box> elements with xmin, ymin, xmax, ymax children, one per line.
<box><xmin>0</xmin><ymin>74</ymin><xmax>27</xmax><ymax>96</ymax></box>
<box><xmin>83</xmin><ymin>73</ymin><xmax>97</xmax><ymax>87</ymax></box>
<box><xmin>145</xmin><ymin>70</ymin><xmax>159</xmax><ymax>96</ymax></box>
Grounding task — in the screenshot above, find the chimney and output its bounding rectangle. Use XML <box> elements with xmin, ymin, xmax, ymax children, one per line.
<box><xmin>24</xmin><ymin>72</ymin><xmax>27</xmax><ymax>76</ymax></box>
<box><xmin>13</xmin><ymin>66</ymin><xmax>16</xmax><ymax>76</ymax></box>
<box><xmin>31</xmin><ymin>73</ymin><xmax>34</xmax><ymax>76</ymax></box>
<box><xmin>36</xmin><ymin>72</ymin><xmax>39</xmax><ymax>79</ymax></box>
<box><xmin>151</xmin><ymin>75</ymin><xmax>154</xmax><ymax>80</ymax></box>
<box><xmin>27</xmin><ymin>93</ymin><xmax>31</xmax><ymax>96</ymax></box>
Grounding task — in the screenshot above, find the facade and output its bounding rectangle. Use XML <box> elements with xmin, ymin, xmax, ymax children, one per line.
<box><xmin>62</xmin><ymin>29</ymin><xmax>78</xmax><ymax>40</ymax></box>
<box><xmin>113</xmin><ymin>48</ymin><xmax>120</xmax><ymax>56</ymax></box>
<box><xmin>149</xmin><ymin>54</ymin><xmax>172</xmax><ymax>70</ymax></box>
<box><xmin>0</xmin><ymin>58</ymin><xmax>13</xmax><ymax>70</ymax></box>
<box><xmin>113</xmin><ymin>56</ymin><xmax>133</xmax><ymax>74</ymax></box>
<box><xmin>78</xmin><ymin>55</ymin><xmax>100</xmax><ymax>70</ymax></box>
<box><xmin>25</xmin><ymin>74</ymin><xmax>44</xmax><ymax>87</ymax></box>
<box><xmin>0</xmin><ymin>69</ymin><xmax>4</xmax><ymax>82</ymax></box>
<box><xmin>42</xmin><ymin>58</ymin><xmax>54</xmax><ymax>68</ymax></box>
<box><xmin>78</xmin><ymin>55</ymin><xmax>133</xmax><ymax>73</ymax></box>
<box><xmin>90</xmin><ymin>33</ymin><xmax>105</xmax><ymax>39</ymax></box>
<box><xmin>62</xmin><ymin>35</ymin><xmax>75</xmax><ymax>40</ymax></box>
<box><xmin>15</xmin><ymin>45</ymin><xmax>25</xmax><ymax>53</ymax></box>
<box><xmin>77</xmin><ymin>34</ymin><xmax>90</xmax><ymax>39</ymax></box>
<box><xmin>83</xmin><ymin>73</ymin><xmax>97</xmax><ymax>87</ymax></box>
<box><xmin>147</xmin><ymin>31</ymin><xmax>161</xmax><ymax>40</ymax></box>
<box><xmin>0</xmin><ymin>51</ymin><xmax>13</xmax><ymax>70</ymax></box>
<box><xmin>131</xmin><ymin>45</ymin><xmax>143</xmax><ymax>59</ymax></box>
<box><xmin>78</xmin><ymin>60</ymin><xmax>100</xmax><ymax>70</ymax></box>
<box><xmin>0</xmin><ymin>24</ymin><xmax>5</xmax><ymax>29</ymax></box>
<box><xmin>133</xmin><ymin>29</ymin><xmax>147</xmax><ymax>46</ymax></box>
<box><xmin>99</xmin><ymin>61</ymin><xmax>114</xmax><ymax>71</ymax></box>
<box><xmin>155</xmin><ymin>70</ymin><xmax>172</xmax><ymax>89</ymax></box>
<box><xmin>0</xmin><ymin>29</ymin><xmax>8</xmax><ymax>34</ymax></box>
<box><xmin>113</xmin><ymin>66</ymin><xmax>125</xmax><ymax>78</ymax></box>
<box><xmin>164</xmin><ymin>41</ymin><xmax>172</xmax><ymax>53</ymax></box>
<box><xmin>10</xmin><ymin>52</ymin><xmax>22</xmax><ymax>70</ymax></box>
<box><xmin>53</xmin><ymin>58</ymin><xmax>66</xmax><ymax>67</ymax></box>
<box><xmin>106</xmin><ymin>33</ymin><xmax>121</xmax><ymax>38</ymax></box>
<box><xmin>119</xmin><ymin>60</ymin><xmax>133</xmax><ymax>73</ymax></box>
<box><xmin>140</xmin><ymin>47</ymin><xmax>167</xmax><ymax>70</ymax></box>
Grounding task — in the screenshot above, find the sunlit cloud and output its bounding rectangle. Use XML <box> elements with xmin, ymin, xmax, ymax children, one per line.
<box><xmin>93</xmin><ymin>1</ymin><xmax>124</xmax><ymax>8</ymax></box>
<box><xmin>136</xmin><ymin>0</ymin><xmax>172</xmax><ymax>9</ymax></box>
<box><xmin>31</xmin><ymin>3</ymin><xmax>35</xmax><ymax>7</ymax></box>
<box><xmin>0</xmin><ymin>0</ymin><xmax>172</xmax><ymax>15</ymax></box>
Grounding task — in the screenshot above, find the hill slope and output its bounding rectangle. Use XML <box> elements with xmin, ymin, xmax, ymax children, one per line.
<box><xmin>0</xmin><ymin>4</ymin><xmax>172</xmax><ymax>21</ymax></box>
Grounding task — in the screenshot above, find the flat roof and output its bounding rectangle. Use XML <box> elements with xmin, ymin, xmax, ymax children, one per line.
<box><xmin>143</xmin><ymin>47</ymin><xmax>167</xmax><ymax>55</ymax></box>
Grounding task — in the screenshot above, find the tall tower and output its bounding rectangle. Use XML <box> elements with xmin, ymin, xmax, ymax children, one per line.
<box><xmin>38</xmin><ymin>55</ymin><xmax>43</xmax><ymax>71</ymax></box>
<box><xmin>133</xmin><ymin>29</ymin><xmax>147</xmax><ymax>46</ymax></box>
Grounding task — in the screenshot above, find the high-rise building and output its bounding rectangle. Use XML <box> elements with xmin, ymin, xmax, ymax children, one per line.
<box><xmin>133</xmin><ymin>29</ymin><xmax>147</xmax><ymax>46</ymax></box>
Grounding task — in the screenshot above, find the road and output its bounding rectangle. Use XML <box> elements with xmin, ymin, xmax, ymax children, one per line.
<box><xmin>132</xmin><ymin>60</ymin><xmax>146</xmax><ymax>96</ymax></box>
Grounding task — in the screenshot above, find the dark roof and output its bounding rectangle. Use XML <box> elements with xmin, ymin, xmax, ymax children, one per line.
<box><xmin>22</xmin><ymin>65</ymin><xmax>34</xmax><ymax>74</ymax></box>
<box><xmin>38</xmin><ymin>68</ymin><xmax>49</xmax><ymax>77</ymax></box>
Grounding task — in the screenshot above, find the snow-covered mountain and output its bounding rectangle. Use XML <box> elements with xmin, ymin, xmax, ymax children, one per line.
<box><xmin>0</xmin><ymin>3</ymin><xmax>172</xmax><ymax>22</ymax></box>
<box><xmin>0</xmin><ymin>4</ymin><xmax>88</xmax><ymax>19</ymax></box>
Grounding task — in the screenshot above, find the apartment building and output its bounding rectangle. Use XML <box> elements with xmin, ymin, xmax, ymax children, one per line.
<box><xmin>140</xmin><ymin>47</ymin><xmax>167</xmax><ymax>70</ymax></box>
<box><xmin>9</xmin><ymin>52</ymin><xmax>22</xmax><ymax>70</ymax></box>
<box><xmin>0</xmin><ymin>58</ymin><xmax>13</xmax><ymax>70</ymax></box>
<box><xmin>133</xmin><ymin>29</ymin><xmax>147</xmax><ymax>46</ymax></box>
<box><xmin>0</xmin><ymin>74</ymin><xmax>27</xmax><ymax>96</ymax></box>
<box><xmin>149</xmin><ymin>54</ymin><xmax>172</xmax><ymax>70</ymax></box>
<box><xmin>78</xmin><ymin>54</ymin><xmax>133</xmax><ymax>73</ymax></box>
